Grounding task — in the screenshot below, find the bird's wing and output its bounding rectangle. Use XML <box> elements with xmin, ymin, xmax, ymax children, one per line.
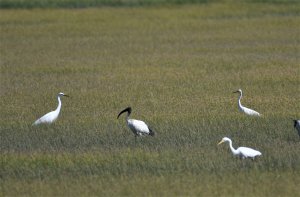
<box><xmin>129</xmin><ymin>119</ymin><xmax>150</xmax><ymax>134</ymax></box>
<box><xmin>33</xmin><ymin>111</ymin><xmax>56</xmax><ymax>125</ymax></box>
<box><xmin>238</xmin><ymin>147</ymin><xmax>261</xmax><ymax>157</ymax></box>
<box><xmin>243</xmin><ymin>107</ymin><xmax>260</xmax><ymax>116</ymax></box>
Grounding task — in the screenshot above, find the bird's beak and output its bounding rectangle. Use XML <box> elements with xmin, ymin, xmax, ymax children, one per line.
<box><xmin>117</xmin><ymin>110</ymin><xmax>126</xmax><ymax>119</ymax></box>
<box><xmin>64</xmin><ymin>95</ymin><xmax>69</xmax><ymax>97</ymax></box>
<box><xmin>117</xmin><ymin>107</ymin><xmax>131</xmax><ymax>119</ymax></box>
<box><xmin>217</xmin><ymin>140</ymin><xmax>224</xmax><ymax>145</ymax></box>
<box><xmin>233</xmin><ymin>91</ymin><xmax>239</xmax><ymax>93</ymax></box>
<box><xmin>117</xmin><ymin>113</ymin><xmax>122</xmax><ymax>119</ymax></box>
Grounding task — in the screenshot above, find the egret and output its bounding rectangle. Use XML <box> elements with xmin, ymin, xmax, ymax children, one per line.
<box><xmin>32</xmin><ymin>92</ymin><xmax>69</xmax><ymax>125</ymax></box>
<box><xmin>117</xmin><ymin>107</ymin><xmax>155</xmax><ymax>137</ymax></box>
<box><xmin>233</xmin><ymin>89</ymin><xmax>261</xmax><ymax>116</ymax></box>
<box><xmin>218</xmin><ymin>137</ymin><xmax>262</xmax><ymax>159</ymax></box>
<box><xmin>293</xmin><ymin>120</ymin><xmax>300</xmax><ymax>137</ymax></box>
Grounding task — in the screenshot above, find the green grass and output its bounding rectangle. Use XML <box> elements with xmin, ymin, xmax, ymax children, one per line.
<box><xmin>1</xmin><ymin>1</ymin><xmax>300</xmax><ymax>196</ymax></box>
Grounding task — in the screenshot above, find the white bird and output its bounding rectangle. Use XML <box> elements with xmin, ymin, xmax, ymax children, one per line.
<box><xmin>117</xmin><ymin>107</ymin><xmax>155</xmax><ymax>137</ymax></box>
<box><xmin>293</xmin><ymin>120</ymin><xmax>300</xmax><ymax>137</ymax></box>
<box><xmin>233</xmin><ymin>89</ymin><xmax>261</xmax><ymax>116</ymax></box>
<box><xmin>218</xmin><ymin>137</ymin><xmax>262</xmax><ymax>159</ymax></box>
<box><xmin>33</xmin><ymin>92</ymin><xmax>69</xmax><ymax>125</ymax></box>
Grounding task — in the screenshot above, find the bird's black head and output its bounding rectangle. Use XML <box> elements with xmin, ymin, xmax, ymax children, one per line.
<box><xmin>117</xmin><ymin>107</ymin><xmax>132</xmax><ymax>119</ymax></box>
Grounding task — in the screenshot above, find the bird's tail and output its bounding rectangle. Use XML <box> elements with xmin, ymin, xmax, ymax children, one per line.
<box><xmin>32</xmin><ymin>119</ymin><xmax>41</xmax><ymax>126</ymax></box>
<box><xmin>149</xmin><ymin>128</ymin><xmax>155</xmax><ymax>136</ymax></box>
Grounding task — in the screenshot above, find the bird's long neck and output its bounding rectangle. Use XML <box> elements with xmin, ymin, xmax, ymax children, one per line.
<box><xmin>228</xmin><ymin>140</ymin><xmax>238</xmax><ymax>155</ymax></box>
<box><xmin>125</xmin><ymin>111</ymin><xmax>130</xmax><ymax>123</ymax></box>
<box><xmin>55</xmin><ymin>96</ymin><xmax>62</xmax><ymax>114</ymax></box>
<box><xmin>238</xmin><ymin>92</ymin><xmax>243</xmax><ymax>110</ymax></box>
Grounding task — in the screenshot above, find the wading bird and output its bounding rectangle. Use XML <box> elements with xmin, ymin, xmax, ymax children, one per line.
<box><xmin>117</xmin><ymin>107</ymin><xmax>155</xmax><ymax>137</ymax></box>
<box><xmin>233</xmin><ymin>89</ymin><xmax>261</xmax><ymax>116</ymax></box>
<box><xmin>33</xmin><ymin>92</ymin><xmax>69</xmax><ymax>125</ymax></box>
<box><xmin>218</xmin><ymin>137</ymin><xmax>262</xmax><ymax>159</ymax></box>
<box><xmin>293</xmin><ymin>120</ymin><xmax>300</xmax><ymax>137</ymax></box>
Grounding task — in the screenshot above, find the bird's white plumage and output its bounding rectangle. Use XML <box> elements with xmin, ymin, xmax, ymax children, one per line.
<box><xmin>33</xmin><ymin>110</ymin><xmax>60</xmax><ymax>125</ymax></box>
<box><xmin>33</xmin><ymin>92</ymin><xmax>68</xmax><ymax>126</ymax></box>
<box><xmin>235</xmin><ymin>147</ymin><xmax>262</xmax><ymax>159</ymax></box>
<box><xmin>239</xmin><ymin>105</ymin><xmax>260</xmax><ymax>116</ymax></box>
<box><xmin>234</xmin><ymin>89</ymin><xmax>261</xmax><ymax>117</ymax></box>
<box><xmin>218</xmin><ymin>137</ymin><xmax>262</xmax><ymax>159</ymax></box>
<box><xmin>128</xmin><ymin>119</ymin><xmax>151</xmax><ymax>136</ymax></box>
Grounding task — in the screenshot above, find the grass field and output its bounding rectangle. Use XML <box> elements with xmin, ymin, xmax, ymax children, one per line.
<box><xmin>1</xmin><ymin>1</ymin><xmax>300</xmax><ymax>196</ymax></box>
